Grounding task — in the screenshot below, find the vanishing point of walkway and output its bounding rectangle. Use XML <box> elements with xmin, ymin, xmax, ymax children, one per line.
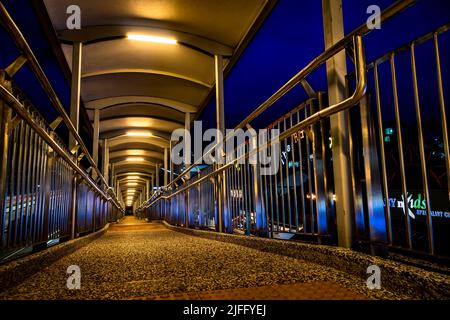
<box><xmin>0</xmin><ymin>216</ymin><xmax>400</xmax><ymax>300</ymax></box>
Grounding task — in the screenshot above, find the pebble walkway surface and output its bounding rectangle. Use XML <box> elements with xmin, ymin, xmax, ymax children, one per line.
<box><xmin>0</xmin><ymin>217</ymin><xmax>408</xmax><ymax>300</ymax></box>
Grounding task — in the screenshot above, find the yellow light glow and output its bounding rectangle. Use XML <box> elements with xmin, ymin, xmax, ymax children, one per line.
<box><xmin>127</xmin><ymin>182</ymin><xmax>138</xmax><ymax>186</ymax></box>
<box><xmin>126</xmin><ymin>157</ymin><xmax>145</xmax><ymax>162</ymax></box>
<box><xmin>127</xmin><ymin>176</ymin><xmax>141</xmax><ymax>180</ymax></box>
<box><xmin>126</xmin><ymin>131</ymin><xmax>153</xmax><ymax>138</ymax></box>
<box><xmin>127</xmin><ymin>34</ymin><xmax>177</xmax><ymax>45</ymax></box>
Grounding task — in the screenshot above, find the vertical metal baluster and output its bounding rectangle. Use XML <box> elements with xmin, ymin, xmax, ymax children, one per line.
<box><xmin>284</xmin><ymin>117</ymin><xmax>292</xmax><ymax>232</ymax></box>
<box><xmin>318</xmin><ymin>93</ymin><xmax>333</xmax><ymax>236</ymax></box>
<box><xmin>65</xmin><ymin>164</ymin><xmax>72</xmax><ymax>234</ymax></box>
<box><xmin>62</xmin><ymin>164</ymin><xmax>67</xmax><ymax>235</ymax></box>
<box><xmin>13</xmin><ymin>121</ymin><xmax>25</xmax><ymax>246</ymax></box>
<box><xmin>231</xmin><ymin>163</ymin><xmax>236</xmax><ymax>229</ymax></box>
<box><xmin>51</xmin><ymin>160</ymin><xmax>58</xmax><ymax>239</ymax></box>
<box><xmin>28</xmin><ymin>130</ymin><xmax>38</xmax><ymax>244</ymax></box>
<box><xmin>278</xmin><ymin>121</ymin><xmax>286</xmax><ymax>231</ymax></box>
<box><xmin>242</xmin><ymin>158</ymin><xmax>249</xmax><ymax>232</ymax></box>
<box><xmin>391</xmin><ymin>53</ymin><xmax>412</xmax><ymax>249</ymax></box>
<box><xmin>33</xmin><ymin>136</ymin><xmax>43</xmax><ymax>243</ymax></box>
<box><xmin>434</xmin><ymin>33</ymin><xmax>450</xmax><ymax>204</ymax></box>
<box><xmin>374</xmin><ymin>63</ymin><xmax>393</xmax><ymax>245</ymax></box>
<box><xmin>53</xmin><ymin>160</ymin><xmax>59</xmax><ymax>237</ymax></box>
<box><xmin>24</xmin><ymin>125</ymin><xmax>34</xmax><ymax>245</ymax></box>
<box><xmin>247</xmin><ymin>160</ymin><xmax>254</xmax><ymax>233</ymax></box>
<box><xmin>290</xmin><ymin>114</ymin><xmax>299</xmax><ymax>232</ymax></box>
<box><xmin>84</xmin><ymin>183</ymin><xmax>89</xmax><ymax>232</ymax></box>
<box><xmin>48</xmin><ymin>160</ymin><xmax>55</xmax><ymax>239</ymax></box>
<box><xmin>311</xmin><ymin>98</ymin><xmax>328</xmax><ymax>237</ymax></box>
<box><xmin>239</xmin><ymin>160</ymin><xmax>244</xmax><ymax>229</ymax></box>
<box><xmin>59</xmin><ymin>161</ymin><xmax>65</xmax><ymax>236</ymax></box>
<box><xmin>53</xmin><ymin>160</ymin><xmax>59</xmax><ymax>238</ymax></box>
<box><xmin>262</xmin><ymin>152</ymin><xmax>271</xmax><ymax>237</ymax></box>
<box><xmin>268</xmin><ymin>128</ymin><xmax>275</xmax><ymax>237</ymax></box>
<box><xmin>305</xmin><ymin>106</ymin><xmax>315</xmax><ymax>234</ymax></box>
<box><xmin>297</xmin><ymin>110</ymin><xmax>306</xmax><ymax>234</ymax></box>
<box><xmin>35</xmin><ymin>137</ymin><xmax>48</xmax><ymax>242</ymax></box>
<box><xmin>226</xmin><ymin>167</ymin><xmax>232</xmax><ymax>231</ymax></box>
<box><xmin>411</xmin><ymin>44</ymin><xmax>434</xmax><ymax>254</ymax></box>
<box><xmin>18</xmin><ymin>123</ymin><xmax>30</xmax><ymax>245</ymax></box>
<box><xmin>12</xmin><ymin>121</ymin><xmax>25</xmax><ymax>246</ymax></box>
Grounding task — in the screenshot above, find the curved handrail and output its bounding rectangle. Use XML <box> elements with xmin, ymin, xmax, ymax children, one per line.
<box><xmin>142</xmin><ymin>34</ymin><xmax>366</xmax><ymax>209</ymax></box>
<box><xmin>0</xmin><ymin>84</ymin><xmax>122</xmax><ymax>210</ymax></box>
<box><xmin>0</xmin><ymin>2</ymin><xmax>113</xmax><ymax>198</ymax></box>
<box><xmin>162</xmin><ymin>0</ymin><xmax>415</xmax><ymax>193</ymax></box>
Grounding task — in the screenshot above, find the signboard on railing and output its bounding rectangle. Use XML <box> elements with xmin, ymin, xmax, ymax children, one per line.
<box><xmin>384</xmin><ymin>191</ymin><xmax>450</xmax><ymax>220</ymax></box>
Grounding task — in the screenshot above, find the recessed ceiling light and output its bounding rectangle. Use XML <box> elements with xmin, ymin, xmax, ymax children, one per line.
<box><xmin>126</xmin><ymin>157</ymin><xmax>145</xmax><ymax>162</ymax></box>
<box><xmin>126</xmin><ymin>131</ymin><xmax>153</xmax><ymax>138</ymax></box>
<box><xmin>126</xmin><ymin>176</ymin><xmax>141</xmax><ymax>180</ymax></box>
<box><xmin>127</xmin><ymin>34</ymin><xmax>177</xmax><ymax>45</ymax></box>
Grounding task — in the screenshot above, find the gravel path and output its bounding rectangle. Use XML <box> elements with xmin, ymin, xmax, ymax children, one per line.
<box><xmin>0</xmin><ymin>218</ymin><xmax>406</xmax><ymax>300</ymax></box>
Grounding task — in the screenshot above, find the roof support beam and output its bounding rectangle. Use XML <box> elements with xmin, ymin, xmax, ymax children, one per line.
<box><xmin>69</xmin><ymin>42</ymin><xmax>82</xmax><ymax>151</ymax></box>
<box><xmin>82</xmin><ymin>69</ymin><xmax>212</xmax><ymax>88</ymax></box>
<box><xmin>58</xmin><ymin>26</ymin><xmax>233</xmax><ymax>57</ymax></box>
<box><xmin>92</xmin><ymin>108</ymin><xmax>100</xmax><ymax>179</ymax></box>
<box><xmin>322</xmin><ymin>0</ymin><xmax>353</xmax><ymax>249</ymax></box>
<box><xmin>85</xmin><ymin>96</ymin><xmax>197</xmax><ymax>113</ymax></box>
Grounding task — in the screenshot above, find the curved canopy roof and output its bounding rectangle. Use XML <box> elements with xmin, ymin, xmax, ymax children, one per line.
<box><xmin>42</xmin><ymin>0</ymin><xmax>273</xmax><ymax>204</ymax></box>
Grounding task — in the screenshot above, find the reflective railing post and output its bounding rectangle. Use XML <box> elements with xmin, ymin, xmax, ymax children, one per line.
<box><xmin>0</xmin><ymin>72</ymin><xmax>12</xmax><ymax>249</ymax></box>
<box><xmin>39</xmin><ymin>133</ymin><xmax>56</xmax><ymax>249</ymax></box>
<box><xmin>251</xmin><ymin>132</ymin><xmax>267</xmax><ymax>236</ymax></box>
<box><xmin>322</xmin><ymin>0</ymin><xmax>354</xmax><ymax>248</ymax></box>
<box><xmin>311</xmin><ymin>99</ymin><xmax>329</xmax><ymax>238</ymax></box>
<box><xmin>359</xmin><ymin>94</ymin><xmax>388</xmax><ymax>250</ymax></box>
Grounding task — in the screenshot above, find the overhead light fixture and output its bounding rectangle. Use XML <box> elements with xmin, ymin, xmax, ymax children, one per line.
<box><xmin>126</xmin><ymin>131</ymin><xmax>153</xmax><ymax>138</ymax></box>
<box><xmin>127</xmin><ymin>182</ymin><xmax>138</xmax><ymax>186</ymax></box>
<box><xmin>127</xmin><ymin>34</ymin><xmax>177</xmax><ymax>45</ymax></box>
<box><xmin>126</xmin><ymin>157</ymin><xmax>145</xmax><ymax>162</ymax></box>
<box><xmin>125</xmin><ymin>176</ymin><xmax>143</xmax><ymax>180</ymax></box>
<box><xmin>126</xmin><ymin>176</ymin><xmax>141</xmax><ymax>180</ymax></box>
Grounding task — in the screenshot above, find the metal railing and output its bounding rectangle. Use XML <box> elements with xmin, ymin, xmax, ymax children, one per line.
<box><xmin>0</xmin><ymin>2</ymin><xmax>110</xmax><ymax>189</ymax></box>
<box><xmin>0</xmin><ymin>77</ymin><xmax>123</xmax><ymax>258</ymax></box>
<box><xmin>346</xmin><ymin>23</ymin><xmax>450</xmax><ymax>257</ymax></box>
<box><xmin>0</xmin><ymin>4</ymin><xmax>123</xmax><ymax>259</ymax></box>
<box><xmin>138</xmin><ymin>33</ymin><xmax>366</xmax><ymax>238</ymax></box>
<box><xmin>138</xmin><ymin>1</ymin><xmax>450</xmax><ymax>260</ymax></box>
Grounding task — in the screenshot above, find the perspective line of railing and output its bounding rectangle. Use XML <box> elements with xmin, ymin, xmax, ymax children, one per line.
<box><xmin>141</xmin><ymin>34</ymin><xmax>366</xmax><ymax>211</ymax></box>
<box><xmin>159</xmin><ymin>0</ymin><xmax>416</xmax><ymax>195</ymax></box>
<box><xmin>0</xmin><ymin>85</ymin><xmax>111</xmax><ymax>203</ymax></box>
<box><xmin>0</xmin><ymin>2</ymin><xmax>113</xmax><ymax>195</ymax></box>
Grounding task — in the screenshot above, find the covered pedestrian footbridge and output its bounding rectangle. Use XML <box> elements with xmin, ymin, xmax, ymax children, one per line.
<box><xmin>0</xmin><ymin>0</ymin><xmax>449</xmax><ymax>300</ymax></box>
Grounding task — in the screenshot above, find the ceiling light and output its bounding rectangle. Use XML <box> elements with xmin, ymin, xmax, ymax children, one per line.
<box><xmin>126</xmin><ymin>157</ymin><xmax>145</xmax><ymax>162</ymax></box>
<box><xmin>126</xmin><ymin>131</ymin><xmax>153</xmax><ymax>138</ymax></box>
<box><xmin>127</xmin><ymin>182</ymin><xmax>138</xmax><ymax>186</ymax></box>
<box><xmin>127</xmin><ymin>34</ymin><xmax>177</xmax><ymax>45</ymax></box>
<box><xmin>126</xmin><ymin>176</ymin><xmax>142</xmax><ymax>180</ymax></box>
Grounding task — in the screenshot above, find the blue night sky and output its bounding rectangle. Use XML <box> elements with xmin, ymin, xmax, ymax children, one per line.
<box><xmin>0</xmin><ymin>0</ymin><xmax>449</xmax><ymax>135</ymax></box>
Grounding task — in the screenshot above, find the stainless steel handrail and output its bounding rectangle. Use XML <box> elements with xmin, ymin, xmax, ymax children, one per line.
<box><xmin>143</xmin><ymin>34</ymin><xmax>366</xmax><ymax>209</ymax></box>
<box><xmin>0</xmin><ymin>2</ymin><xmax>112</xmax><ymax>194</ymax></box>
<box><xmin>0</xmin><ymin>84</ymin><xmax>122</xmax><ymax>210</ymax></box>
<box><xmin>163</xmin><ymin>0</ymin><xmax>416</xmax><ymax>192</ymax></box>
